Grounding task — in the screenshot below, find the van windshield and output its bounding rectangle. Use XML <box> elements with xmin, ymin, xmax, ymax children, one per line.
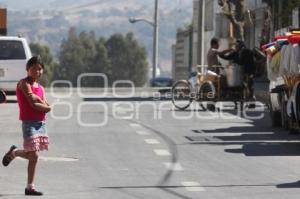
<box><xmin>0</xmin><ymin>40</ymin><xmax>26</xmax><ymax>60</ymax></box>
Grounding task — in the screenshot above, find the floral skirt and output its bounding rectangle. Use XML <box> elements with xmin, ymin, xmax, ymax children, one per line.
<box><xmin>22</xmin><ymin>121</ymin><xmax>49</xmax><ymax>152</ymax></box>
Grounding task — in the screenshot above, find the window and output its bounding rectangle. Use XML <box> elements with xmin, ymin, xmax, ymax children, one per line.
<box><xmin>0</xmin><ymin>40</ymin><xmax>26</xmax><ymax>60</ymax></box>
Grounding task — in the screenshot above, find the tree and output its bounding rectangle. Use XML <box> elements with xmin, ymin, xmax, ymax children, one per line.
<box><xmin>260</xmin><ymin>4</ymin><xmax>272</xmax><ymax>45</ymax></box>
<box><xmin>93</xmin><ymin>38</ymin><xmax>111</xmax><ymax>79</ymax></box>
<box><xmin>125</xmin><ymin>33</ymin><xmax>148</xmax><ymax>86</ymax></box>
<box><xmin>56</xmin><ymin>27</ymin><xmax>148</xmax><ymax>87</ymax></box>
<box><xmin>105</xmin><ymin>32</ymin><xmax>148</xmax><ymax>87</ymax></box>
<box><xmin>56</xmin><ymin>27</ymin><xmax>90</xmax><ymax>86</ymax></box>
<box><xmin>30</xmin><ymin>43</ymin><xmax>57</xmax><ymax>87</ymax></box>
<box><xmin>218</xmin><ymin>0</ymin><xmax>253</xmax><ymax>41</ymax></box>
<box><xmin>56</xmin><ymin>27</ymin><xmax>111</xmax><ymax>87</ymax></box>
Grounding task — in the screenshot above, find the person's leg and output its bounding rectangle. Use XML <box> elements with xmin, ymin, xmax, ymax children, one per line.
<box><xmin>27</xmin><ymin>151</ymin><xmax>38</xmax><ymax>186</ymax></box>
<box><xmin>246</xmin><ymin>74</ymin><xmax>256</xmax><ymax>109</ymax></box>
<box><xmin>12</xmin><ymin>150</ymin><xmax>38</xmax><ymax>186</ymax></box>
<box><xmin>248</xmin><ymin>75</ymin><xmax>254</xmax><ymax>99</ymax></box>
<box><xmin>14</xmin><ymin>150</ymin><xmax>30</xmax><ymax>160</ymax></box>
<box><xmin>25</xmin><ymin>151</ymin><xmax>43</xmax><ymax>195</ymax></box>
<box><xmin>244</xmin><ymin>74</ymin><xmax>253</xmax><ymax>99</ymax></box>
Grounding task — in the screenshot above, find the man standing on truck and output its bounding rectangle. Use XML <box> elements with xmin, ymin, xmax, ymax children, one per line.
<box><xmin>219</xmin><ymin>40</ymin><xmax>256</xmax><ymax>101</ymax></box>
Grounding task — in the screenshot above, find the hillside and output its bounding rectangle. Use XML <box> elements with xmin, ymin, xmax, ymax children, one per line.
<box><xmin>4</xmin><ymin>0</ymin><xmax>193</xmax><ymax>74</ymax></box>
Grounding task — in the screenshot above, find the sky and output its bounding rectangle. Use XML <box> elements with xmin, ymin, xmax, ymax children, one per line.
<box><xmin>0</xmin><ymin>0</ymin><xmax>192</xmax><ymax>12</ymax></box>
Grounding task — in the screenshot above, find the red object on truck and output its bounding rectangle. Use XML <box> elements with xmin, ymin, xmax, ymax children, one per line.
<box><xmin>288</xmin><ymin>35</ymin><xmax>300</xmax><ymax>44</ymax></box>
<box><xmin>274</xmin><ymin>36</ymin><xmax>288</xmax><ymax>41</ymax></box>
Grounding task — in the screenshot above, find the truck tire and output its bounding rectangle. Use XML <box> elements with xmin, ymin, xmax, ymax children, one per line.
<box><xmin>296</xmin><ymin>82</ymin><xmax>300</xmax><ymax>127</ymax></box>
<box><xmin>269</xmin><ymin>99</ymin><xmax>282</xmax><ymax>127</ymax></box>
<box><xmin>280</xmin><ymin>92</ymin><xmax>289</xmax><ymax>130</ymax></box>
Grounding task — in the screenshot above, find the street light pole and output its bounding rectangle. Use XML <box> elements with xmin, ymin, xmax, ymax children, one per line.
<box><xmin>129</xmin><ymin>0</ymin><xmax>159</xmax><ymax>82</ymax></box>
<box><xmin>201</xmin><ymin>0</ymin><xmax>205</xmax><ymax>72</ymax></box>
<box><xmin>153</xmin><ymin>0</ymin><xmax>159</xmax><ymax>80</ymax></box>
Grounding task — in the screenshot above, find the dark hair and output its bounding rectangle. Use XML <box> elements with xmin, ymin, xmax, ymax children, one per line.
<box><xmin>26</xmin><ymin>56</ymin><xmax>44</xmax><ymax>71</ymax></box>
<box><xmin>210</xmin><ymin>38</ymin><xmax>219</xmax><ymax>46</ymax></box>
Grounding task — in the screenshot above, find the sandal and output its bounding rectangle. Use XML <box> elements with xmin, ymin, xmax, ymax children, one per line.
<box><xmin>2</xmin><ymin>145</ymin><xmax>17</xmax><ymax>167</ymax></box>
<box><xmin>25</xmin><ymin>188</ymin><xmax>43</xmax><ymax>196</ymax></box>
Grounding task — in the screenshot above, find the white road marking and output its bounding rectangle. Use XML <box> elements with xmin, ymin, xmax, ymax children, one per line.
<box><xmin>39</xmin><ymin>156</ymin><xmax>79</xmax><ymax>162</ymax></box>
<box><xmin>16</xmin><ymin>156</ymin><xmax>79</xmax><ymax>162</ymax></box>
<box><xmin>136</xmin><ymin>131</ymin><xmax>150</xmax><ymax>135</ymax></box>
<box><xmin>130</xmin><ymin>123</ymin><xmax>141</xmax><ymax>128</ymax></box>
<box><xmin>154</xmin><ymin>149</ymin><xmax>171</xmax><ymax>156</ymax></box>
<box><xmin>181</xmin><ymin>181</ymin><xmax>205</xmax><ymax>192</ymax></box>
<box><xmin>144</xmin><ymin>139</ymin><xmax>160</xmax><ymax>144</ymax></box>
<box><xmin>164</xmin><ymin>162</ymin><xmax>184</xmax><ymax>171</ymax></box>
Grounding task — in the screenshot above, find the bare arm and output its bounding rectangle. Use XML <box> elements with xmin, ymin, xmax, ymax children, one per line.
<box><xmin>217</xmin><ymin>48</ymin><xmax>234</xmax><ymax>56</ymax></box>
<box><xmin>218</xmin><ymin>50</ymin><xmax>237</xmax><ymax>60</ymax></box>
<box><xmin>42</xmin><ymin>87</ymin><xmax>50</xmax><ymax>107</ymax></box>
<box><xmin>18</xmin><ymin>80</ymin><xmax>51</xmax><ymax>113</ymax></box>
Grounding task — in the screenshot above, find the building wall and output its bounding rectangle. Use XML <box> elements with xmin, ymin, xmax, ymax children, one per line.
<box><xmin>172</xmin><ymin>28</ymin><xmax>193</xmax><ymax>81</ymax></box>
<box><xmin>171</xmin><ymin>44</ymin><xmax>176</xmax><ymax>79</ymax></box>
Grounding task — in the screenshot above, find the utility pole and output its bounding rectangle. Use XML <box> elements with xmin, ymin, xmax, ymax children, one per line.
<box><xmin>129</xmin><ymin>0</ymin><xmax>159</xmax><ymax>82</ymax></box>
<box><xmin>201</xmin><ymin>0</ymin><xmax>205</xmax><ymax>67</ymax></box>
<box><xmin>153</xmin><ymin>0</ymin><xmax>159</xmax><ymax>80</ymax></box>
<box><xmin>197</xmin><ymin>0</ymin><xmax>205</xmax><ymax>73</ymax></box>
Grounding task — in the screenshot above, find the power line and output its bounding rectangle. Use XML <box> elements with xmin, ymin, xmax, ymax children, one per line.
<box><xmin>61</xmin><ymin>0</ymin><xmax>102</xmax><ymax>13</ymax></box>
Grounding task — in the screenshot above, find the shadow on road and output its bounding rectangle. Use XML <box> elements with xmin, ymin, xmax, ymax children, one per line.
<box><xmin>277</xmin><ymin>181</ymin><xmax>300</xmax><ymax>188</ymax></box>
<box><xmin>99</xmin><ymin>182</ymin><xmax>277</xmax><ymax>189</ymax></box>
<box><xmin>225</xmin><ymin>143</ymin><xmax>300</xmax><ymax>156</ymax></box>
<box><xmin>0</xmin><ymin>194</ymin><xmax>24</xmax><ymax>197</ymax></box>
<box><xmin>186</xmin><ymin>109</ymin><xmax>300</xmax><ymax>156</ymax></box>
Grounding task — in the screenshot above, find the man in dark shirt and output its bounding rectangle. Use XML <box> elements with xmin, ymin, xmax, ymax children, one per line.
<box><xmin>219</xmin><ymin>40</ymin><xmax>256</xmax><ymax>100</ymax></box>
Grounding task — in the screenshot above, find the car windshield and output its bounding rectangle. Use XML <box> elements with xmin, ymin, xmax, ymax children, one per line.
<box><xmin>0</xmin><ymin>40</ymin><xmax>26</xmax><ymax>60</ymax></box>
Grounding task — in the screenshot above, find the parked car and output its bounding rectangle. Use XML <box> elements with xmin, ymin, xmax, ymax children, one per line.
<box><xmin>150</xmin><ymin>77</ymin><xmax>174</xmax><ymax>87</ymax></box>
<box><xmin>0</xmin><ymin>36</ymin><xmax>32</xmax><ymax>94</ymax></box>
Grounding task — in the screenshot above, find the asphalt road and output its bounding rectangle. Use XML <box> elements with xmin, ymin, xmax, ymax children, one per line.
<box><xmin>0</xmin><ymin>90</ymin><xmax>300</xmax><ymax>199</ymax></box>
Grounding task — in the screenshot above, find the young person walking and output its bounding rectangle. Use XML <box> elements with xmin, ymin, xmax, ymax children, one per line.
<box><xmin>2</xmin><ymin>56</ymin><xmax>51</xmax><ymax>196</ymax></box>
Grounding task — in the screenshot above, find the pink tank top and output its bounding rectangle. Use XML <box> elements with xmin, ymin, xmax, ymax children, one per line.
<box><xmin>16</xmin><ymin>81</ymin><xmax>46</xmax><ymax>121</ymax></box>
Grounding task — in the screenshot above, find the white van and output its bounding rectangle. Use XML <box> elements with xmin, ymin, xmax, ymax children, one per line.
<box><xmin>0</xmin><ymin>36</ymin><xmax>32</xmax><ymax>94</ymax></box>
